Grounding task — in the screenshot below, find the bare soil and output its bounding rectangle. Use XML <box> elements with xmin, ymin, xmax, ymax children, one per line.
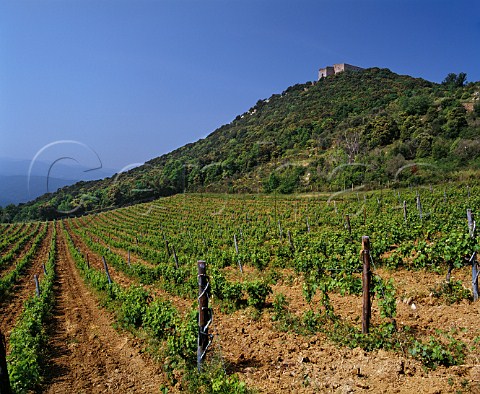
<box><xmin>43</xmin><ymin>223</ymin><xmax>167</xmax><ymax>393</ymax></box>
<box><xmin>3</xmin><ymin>220</ymin><xmax>479</xmax><ymax>393</ymax></box>
<box><xmin>212</xmin><ymin>266</ymin><xmax>480</xmax><ymax>393</ymax></box>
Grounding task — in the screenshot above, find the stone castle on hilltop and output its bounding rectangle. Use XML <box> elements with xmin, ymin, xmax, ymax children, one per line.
<box><xmin>318</xmin><ymin>63</ymin><xmax>364</xmax><ymax>80</ymax></box>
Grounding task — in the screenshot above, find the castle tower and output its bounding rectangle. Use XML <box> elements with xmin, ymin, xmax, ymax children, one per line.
<box><xmin>318</xmin><ymin>63</ymin><xmax>364</xmax><ymax>80</ymax></box>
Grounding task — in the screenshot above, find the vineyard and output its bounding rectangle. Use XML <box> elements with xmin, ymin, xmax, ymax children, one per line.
<box><xmin>0</xmin><ymin>185</ymin><xmax>479</xmax><ymax>393</ymax></box>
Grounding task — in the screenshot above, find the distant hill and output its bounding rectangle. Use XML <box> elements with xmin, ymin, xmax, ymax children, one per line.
<box><xmin>3</xmin><ymin>67</ymin><xmax>480</xmax><ymax>222</ymax></box>
<box><xmin>0</xmin><ymin>175</ymin><xmax>76</xmax><ymax>206</ymax></box>
<box><xmin>0</xmin><ymin>157</ymin><xmax>116</xmax><ymax>207</ymax></box>
<box><xmin>0</xmin><ymin>157</ymin><xmax>116</xmax><ymax>180</ymax></box>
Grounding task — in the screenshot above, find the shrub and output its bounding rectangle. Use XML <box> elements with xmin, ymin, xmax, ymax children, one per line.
<box><xmin>244</xmin><ymin>280</ymin><xmax>272</xmax><ymax>309</ymax></box>
<box><xmin>118</xmin><ymin>285</ymin><xmax>150</xmax><ymax>327</ymax></box>
<box><xmin>144</xmin><ymin>298</ymin><xmax>179</xmax><ymax>339</ymax></box>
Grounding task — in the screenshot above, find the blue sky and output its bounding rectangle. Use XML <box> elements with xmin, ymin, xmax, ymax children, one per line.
<box><xmin>1</xmin><ymin>0</ymin><xmax>479</xmax><ymax>173</ymax></box>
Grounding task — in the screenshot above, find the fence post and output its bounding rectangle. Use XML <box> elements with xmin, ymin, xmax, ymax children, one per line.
<box><xmin>0</xmin><ymin>330</ymin><xmax>12</xmax><ymax>394</ymax></box>
<box><xmin>102</xmin><ymin>256</ymin><xmax>112</xmax><ymax>284</ymax></box>
<box><xmin>197</xmin><ymin>260</ymin><xmax>211</xmax><ymax>371</ymax></box>
<box><xmin>361</xmin><ymin>236</ymin><xmax>371</xmax><ymax>334</ymax></box>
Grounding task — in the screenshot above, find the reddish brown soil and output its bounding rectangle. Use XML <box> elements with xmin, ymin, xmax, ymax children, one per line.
<box><xmin>63</xmin><ymin>220</ymin><xmax>137</xmax><ymax>289</ymax></box>
<box><xmin>0</xmin><ymin>223</ymin><xmax>43</xmax><ymax>276</ymax></box>
<box><xmin>65</xmin><ymin>219</ymin><xmax>191</xmax><ymax>311</ymax></box>
<box><xmin>0</xmin><ymin>222</ymin><xmax>53</xmax><ymax>343</ymax></box>
<box><xmin>211</xmin><ymin>266</ymin><xmax>480</xmax><ymax>393</ymax></box>
<box><xmin>43</xmin><ymin>223</ymin><xmax>167</xmax><ymax>393</ymax></box>
<box><xmin>3</xmin><ymin>219</ymin><xmax>480</xmax><ymax>393</ymax></box>
<box><xmin>0</xmin><ymin>223</ymin><xmax>27</xmax><ymax>253</ymax></box>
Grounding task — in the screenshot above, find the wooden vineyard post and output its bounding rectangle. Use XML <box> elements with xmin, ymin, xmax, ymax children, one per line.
<box><xmin>361</xmin><ymin>236</ymin><xmax>371</xmax><ymax>334</ymax></box>
<box><xmin>234</xmin><ymin>235</ymin><xmax>243</xmax><ymax>273</ymax></box>
<box><xmin>0</xmin><ymin>330</ymin><xmax>12</xmax><ymax>394</ymax></box>
<box><xmin>278</xmin><ymin>220</ymin><xmax>283</xmax><ymax>238</ymax></box>
<box><xmin>102</xmin><ymin>256</ymin><xmax>112</xmax><ymax>284</ymax></box>
<box><xmin>86</xmin><ymin>253</ymin><xmax>90</xmax><ymax>269</ymax></box>
<box><xmin>164</xmin><ymin>239</ymin><xmax>171</xmax><ymax>257</ymax></box>
<box><xmin>197</xmin><ymin>260</ymin><xmax>212</xmax><ymax>372</ymax></box>
<box><xmin>34</xmin><ymin>274</ymin><xmax>40</xmax><ymax>297</ymax></box>
<box><xmin>403</xmin><ymin>200</ymin><xmax>408</xmax><ymax>223</ymax></box>
<box><xmin>345</xmin><ymin>214</ymin><xmax>352</xmax><ymax>236</ymax></box>
<box><xmin>473</xmin><ymin>257</ymin><xmax>479</xmax><ymax>302</ymax></box>
<box><xmin>416</xmin><ymin>195</ymin><xmax>423</xmax><ymax>221</ymax></box>
<box><xmin>287</xmin><ymin>230</ymin><xmax>295</xmax><ymax>252</ymax></box>
<box><xmin>467</xmin><ymin>209</ymin><xmax>475</xmax><ymax>238</ymax></box>
<box><xmin>172</xmin><ymin>246</ymin><xmax>179</xmax><ymax>270</ymax></box>
<box><xmin>306</xmin><ymin>217</ymin><xmax>310</xmax><ymax>233</ymax></box>
<box><xmin>127</xmin><ymin>250</ymin><xmax>131</xmax><ymax>267</ymax></box>
<box><xmin>467</xmin><ymin>209</ymin><xmax>478</xmax><ymax>301</ymax></box>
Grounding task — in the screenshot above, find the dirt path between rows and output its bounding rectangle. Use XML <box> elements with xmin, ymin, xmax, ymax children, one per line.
<box><xmin>66</xmin><ymin>220</ymin><xmax>191</xmax><ymax>311</ymax></box>
<box><xmin>0</xmin><ymin>223</ymin><xmax>27</xmax><ymax>254</ymax></box>
<box><xmin>0</xmin><ymin>222</ymin><xmax>52</xmax><ymax>343</ymax></box>
<box><xmin>43</xmin><ymin>223</ymin><xmax>166</xmax><ymax>393</ymax></box>
<box><xmin>63</xmin><ymin>220</ymin><xmax>138</xmax><ymax>289</ymax></box>
<box><xmin>0</xmin><ymin>223</ymin><xmax>41</xmax><ymax>276</ymax></box>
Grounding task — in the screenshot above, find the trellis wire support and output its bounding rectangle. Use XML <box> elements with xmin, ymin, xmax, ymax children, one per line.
<box><xmin>102</xmin><ymin>256</ymin><xmax>112</xmax><ymax>284</ymax></box>
<box><xmin>467</xmin><ymin>210</ymin><xmax>478</xmax><ymax>301</ymax></box>
<box><xmin>233</xmin><ymin>235</ymin><xmax>243</xmax><ymax>273</ymax></box>
<box><xmin>172</xmin><ymin>245</ymin><xmax>179</xmax><ymax>270</ymax></box>
<box><xmin>361</xmin><ymin>236</ymin><xmax>371</xmax><ymax>334</ymax></box>
<box><xmin>34</xmin><ymin>274</ymin><xmax>40</xmax><ymax>297</ymax></box>
<box><xmin>197</xmin><ymin>260</ymin><xmax>213</xmax><ymax>372</ymax></box>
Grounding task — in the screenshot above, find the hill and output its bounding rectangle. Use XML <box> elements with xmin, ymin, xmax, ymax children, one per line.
<box><xmin>0</xmin><ymin>175</ymin><xmax>77</xmax><ymax>207</ymax></box>
<box><xmin>3</xmin><ymin>67</ymin><xmax>480</xmax><ymax>222</ymax></box>
<box><xmin>0</xmin><ymin>157</ymin><xmax>116</xmax><ymax>206</ymax></box>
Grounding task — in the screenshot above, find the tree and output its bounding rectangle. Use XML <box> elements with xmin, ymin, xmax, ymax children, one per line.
<box><xmin>363</xmin><ymin>116</ymin><xmax>399</xmax><ymax>148</ymax></box>
<box><xmin>442</xmin><ymin>72</ymin><xmax>467</xmax><ymax>88</ymax></box>
<box><xmin>442</xmin><ymin>104</ymin><xmax>468</xmax><ymax>138</ymax></box>
<box><xmin>341</xmin><ymin>128</ymin><xmax>362</xmax><ymax>163</ymax></box>
<box><xmin>263</xmin><ymin>173</ymin><xmax>280</xmax><ymax>193</ymax></box>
